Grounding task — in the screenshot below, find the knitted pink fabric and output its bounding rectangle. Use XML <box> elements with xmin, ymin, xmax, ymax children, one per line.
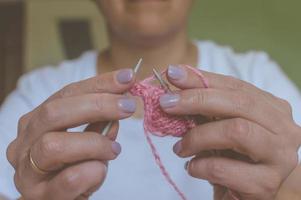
<box><xmin>130</xmin><ymin>65</ymin><xmax>209</xmax><ymax>200</ymax></box>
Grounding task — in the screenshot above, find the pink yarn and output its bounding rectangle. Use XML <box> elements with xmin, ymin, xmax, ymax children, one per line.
<box><xmin>130</xmin><ymin>65</ymin><xmax>209</xmax><ymax>200</ymax></box>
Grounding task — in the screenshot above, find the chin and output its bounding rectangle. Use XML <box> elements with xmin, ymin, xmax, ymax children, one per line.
<box><xmin>99</xmin><ymin>0</ymin><xmax>191</xmax><ymax>46</ymax></box>
<box><xmin>113</xmin><ymin>15</ymin><xmax>185</xmax><ymax>47</ymax></box>
<box><xmin>126</xmin><ymin>25</ymin><xmax>180</xmax><ymax>47</ymax></box>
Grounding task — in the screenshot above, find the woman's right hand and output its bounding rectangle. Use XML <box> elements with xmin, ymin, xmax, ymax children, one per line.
<box><xmin>6</xmin><ymin>69</ymin><xmax>137</xmax><ymax>200</ymax></box>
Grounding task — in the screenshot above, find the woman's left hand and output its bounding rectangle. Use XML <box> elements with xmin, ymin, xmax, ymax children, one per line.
<box><xmin>159</xmin><ymin>65</ymin><xmax>301</xmax><ymax>200</ymax></box>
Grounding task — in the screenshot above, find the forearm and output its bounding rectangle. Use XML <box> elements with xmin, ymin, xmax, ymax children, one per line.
<box><xmin>276</xmin><ymin>165</ymin><xmax>301</xmax><ymax>200</ymax></box>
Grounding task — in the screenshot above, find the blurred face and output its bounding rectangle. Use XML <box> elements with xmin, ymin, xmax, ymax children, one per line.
<box><xmin>96</xmin><ymin>0</ymin><xmax>193</xmax><ymax>45</ymax></box>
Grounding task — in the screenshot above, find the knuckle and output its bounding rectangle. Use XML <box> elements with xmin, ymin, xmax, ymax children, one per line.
<box><xmin>14</xmin><ymin>173</ymin><xmax>23</xmax><ymax>193</ymax></box>
<box><xmin>18</xmin><ymin>113</ymin><xmax>31</xmax><ymax>135</ymax></box>
<box><xmin>261</xmin><ymin>172</ymin><xmax>282</xmax><ymax>195</ymax></box>
<box><xmin>18</xmin><ymin>114</ymin><xmax>30</xmax><ymax>132</ymax></box>
<box><xmin>95</xmin><ymin>76</ymin><xmax>109</xmax><ymax>93</ymax></box>
<box><xmin>279</xmin><ymin>98</ymin><xmax>293</xmax><ymax>113</ymax></box>
<box><xmin>292</xmin><ymin>125</ymin><xmax>301</xmax><ymax>148</ymax></box>
<box><xmin>283</xmin><ymin>150</ymin><xmax>299</xmax><ymax>169</ymax></box>
<box><xmin>234</xmin><ymin>92</ymin><xmax>254</xmax><ymax>114</ymax></box>
<box><xmin>37</xmin><ymin>134</ymin><xmax>64</xmax><ymax>166</ymax></box>
<box><xmin>227</xmin><ymin>118</ymin><xmax>251</xmax><ymax>140</ymax></box>
<box><xmin>60</xmin><ymin>83</ymin><xmax>78</xmax><ymax>98</ymax></box>
<box><xmin>40</xmin><ymin>101</ymin><xmax>60</xmax><ymax>124</ymax></box>
<box><xmin>275</xmin><ymin>141</ymin><xmax>298</xmax><ymax>169</ymax></box>
<box><xmin>227</xmin><ymin>76</ymin><xmax>246</xmax><ymax>90</ymax></box>
<box><xmin>94</xmin><ymin>93</ymin><xmax>109</xmax><ymax>112</ymax></box>
<box><xmin>206</xmin><ymin>160</ymin><xmax>226</xmax><ymax>183</ymax></box>
<box><xmin>190</xmin><ymin>89</ymin><xmax>207</xmax><ymax>108</ymax></box>
<box><xmin>289</xmin><ymin>153</ymin><xmax>299</xmax><ymax>169</ymax></box>
<box><xmin>6</xmin><ymin>140</ymin><xmax>17</xmax><ymax>167</ymax></box>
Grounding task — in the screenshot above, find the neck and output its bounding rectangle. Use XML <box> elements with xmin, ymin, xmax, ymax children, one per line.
<box><xmin>98</xmin><ymin>29</ymin><xmax>198</xmax><ymax>80</ymax></box>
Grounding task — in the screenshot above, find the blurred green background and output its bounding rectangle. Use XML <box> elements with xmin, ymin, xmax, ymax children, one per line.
<box><xmin>189</xmin><ymin>0</ymin><xmax>301</xmax><ymax>88</ymax></box>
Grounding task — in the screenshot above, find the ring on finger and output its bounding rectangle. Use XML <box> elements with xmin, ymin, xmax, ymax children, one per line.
<box><xmin>29</xmin><ymin>149</ymin><xmax>49</xmax><ymax>175</ymax></box>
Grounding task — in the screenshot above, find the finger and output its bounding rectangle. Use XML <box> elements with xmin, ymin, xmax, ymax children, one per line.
<box><xmin>46</xmin><ymin>161</ymin><xmax>107</xmax><ymax>200</ymax></box>
<box><xmin>160</xmin><ymin>88</ymin><xmax>289</xmax><ymax>134</ymax></box>
<box><xmin>166</xmin><ymin>65</ymin><xmax>286</xmax><ymax>111</ymax></box>
<box><xmin>47</xmin><ymin>69</ymin><xmax>136</xmax><ymax>101</ymax></box>
<box><xmin>221</xmin><ymin>191</ymin><xmax>238</xmax><ymax>200</ymax></box>
<box><xmin>227</xmin><ymin>190</ymin><xmax>241</xmax><ymax>200</ymax></box>
<box><xmin>29</xmin><ymin>94</ymin><xmax>136</xmax><ymax>133</ymax></box>
<box><xmin>167</xmin><ymin>65</ymin><xmax>266</xmax><ymax>94</ymax></box>
<box><xmin>173</xmin><ymin>118</ymin><xmax>276</xmax><ymax>162</ymax></box>
<box><xmin>213</xmin><ymin>185</ymin><xmax>228</xmax><ymax>200</ymax></box>
<box><xmin>85</xmin><ymin>121</ymin><xmax>119</xmax><ymax>140</ymax></box>
<box><xmin>78</xmin><ymin>184</ymin><xmax>102</xmax><ymax>200</ymax></box>
<box><xmin>30</xmin><ymin>132</ymin><xmax>121</xmax><ymax>172</ymax></box>
<box><xmin>217</xmin><ymin>149</ymin><xmax>254</xmax><ymax>163</ymax></box>
<box><xmin>196</xmin><ymin>150</ymin><xmax>253</xmax><ymax>163</ymax></box>
<box><xmin>187</xmin><ymin>156</ymin><xmax>277</xmax><ymax>197</ymax></box>
<box><xmin>12</xmin><ymin>149</ymin><xmax>53</xmax><ymax>193</ymax></box>
<box><xmin>166</xmin><ymin>65</ymin><xmax>208</xmax><ymax>89</ymax></box>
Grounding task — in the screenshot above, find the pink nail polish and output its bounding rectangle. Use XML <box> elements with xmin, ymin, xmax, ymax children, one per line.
<box><xmin>173</xmin><ymin>141</ymin><xmax>182</xmax><ymax>154</ymax></box>
<box><xmin>112</xmin><ymin>142</ymin><xmax>122</xmax><ymax>155</ymax></box>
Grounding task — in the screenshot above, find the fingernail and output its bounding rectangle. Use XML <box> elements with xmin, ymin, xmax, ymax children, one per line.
<box><xmin>184</xmin><ymin>161</ymin><xmax>189</xmax><ymax>171</ymax></box>
<box><xmin>116</xmin><ymin>69</ymin><xmax>133</xmax><ymax>84</ymax></box>
<box><xmin>168</xmin><ymin>65</ymin><xmax>186</xmax><ymax>80</ymax></box>
<box><xmin>173</xmin><ymin>141</ymin><xmax>182</xmax><ymax>154</ymax></box>
<box><xmin>160</xmin><ymin>94</ymin><xmax>180</xmax><ymax>108</ymax></box>
<box><xmin>112</xmin><ymin>141</ymin><xmax>122</xmax><ymax>155</ymax></box>
<box><xmin>118</xmin><ymin>98</ymin><xmax>136</xmax><ymax>113</ymax></box>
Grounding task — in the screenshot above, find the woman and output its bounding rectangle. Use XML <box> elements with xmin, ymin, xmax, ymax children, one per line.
<box><xmin>1</xmin><ymin>0</ymin><xmax>301</xmax><ymax>199</ymax></box>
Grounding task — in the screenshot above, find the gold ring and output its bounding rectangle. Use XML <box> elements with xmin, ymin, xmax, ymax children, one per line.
<box><xmin>29</xmin><ymin>149</ymin><xmax>49</xmax><ymax>175</ymax></box>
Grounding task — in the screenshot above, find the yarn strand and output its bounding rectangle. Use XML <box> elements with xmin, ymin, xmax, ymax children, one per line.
<box><xmin>130</xmin><ymin>65</ymin><xmax>209</xmax><ymax>200</ymax></box>
<box><xmin>144</xmin><ymin>129</ymin><xmax>187</xmax><ymax>200</ymax></box>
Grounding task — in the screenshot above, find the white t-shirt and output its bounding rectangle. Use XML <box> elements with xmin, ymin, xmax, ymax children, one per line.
<box><xmin>1</xmin><ymin>41</ymin><xmax>301</xmax><ymax>200</ymax></box>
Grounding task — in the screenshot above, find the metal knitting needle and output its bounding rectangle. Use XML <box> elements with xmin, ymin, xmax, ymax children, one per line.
<box><xmin>101</xmin><ymin>58</ymin><xmax>143</xmax><ymax>136</ymax></box>
<box><xmin>153</xmin><ymin>68</ymin><xmax>219</xmax><ymax>161</ymax></box>
<box><xmin>152</xmin><ymin>68</ymin><xmax>173</xmax><ymax>93</ymax></box>
<box><xmin>153</xmin><ymin>67</ymin><xmax>195</xmax><ymax>124</ymax></box>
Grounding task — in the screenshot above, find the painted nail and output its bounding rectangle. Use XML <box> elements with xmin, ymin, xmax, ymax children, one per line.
<box><xmin>118</xmin><ymin>98</ymin><xmax>136</xmax><ymax>113</ymax></box>
<box><xmin>112</xmin><ymin>141</ymin><xmax>122</xmax><ymax>155</ymax></box>
<box><xmin>184</xmin><ymin>161</ymin><xmax>189</xmax><ymax>171</ymax></box>
<box><xmin>168</xmin><ymin>65</ymin><xmax>186</xmax><ymax>80</ymax></box>
<box><xmin>159</xmin><ymin>94</ymin><xmax>180</xmax><ymax>108</ymax></box>
<box><xmin>173</xmin><ymin>141</ymin><xmax>182</xmax><ymax>154</ymax></box>
<box><xmin>116</xmin><ymin>69</ymin><xmax>133</xmax><ymax>84</ymax></box>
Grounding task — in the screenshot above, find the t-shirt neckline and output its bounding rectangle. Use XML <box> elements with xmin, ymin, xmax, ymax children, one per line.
<box><xmin>90</xmin><ymin>41</ymin><xmax>207</xmax><ymax>77</ymax></box>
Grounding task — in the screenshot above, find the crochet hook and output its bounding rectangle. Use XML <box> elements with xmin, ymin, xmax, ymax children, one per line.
<box><xmin>101</xmin><ymin>58</ymin><xmax>143</xmax><ymax>136</ymax></box>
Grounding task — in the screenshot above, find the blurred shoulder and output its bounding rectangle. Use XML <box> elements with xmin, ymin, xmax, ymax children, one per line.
<box><xmin>17</xmin><ymin>51</ymin><xmax>98</xmax><ymax>104</ymax></box>
<box><xmin>196</xmin><ymin>40</ymin><xmax>288</xmax><ymax>87</ymax></box>
<box><xmin>197</xmin><ymin>40</ymin><xmax>301</xmax><ymax>125</ymax></box>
